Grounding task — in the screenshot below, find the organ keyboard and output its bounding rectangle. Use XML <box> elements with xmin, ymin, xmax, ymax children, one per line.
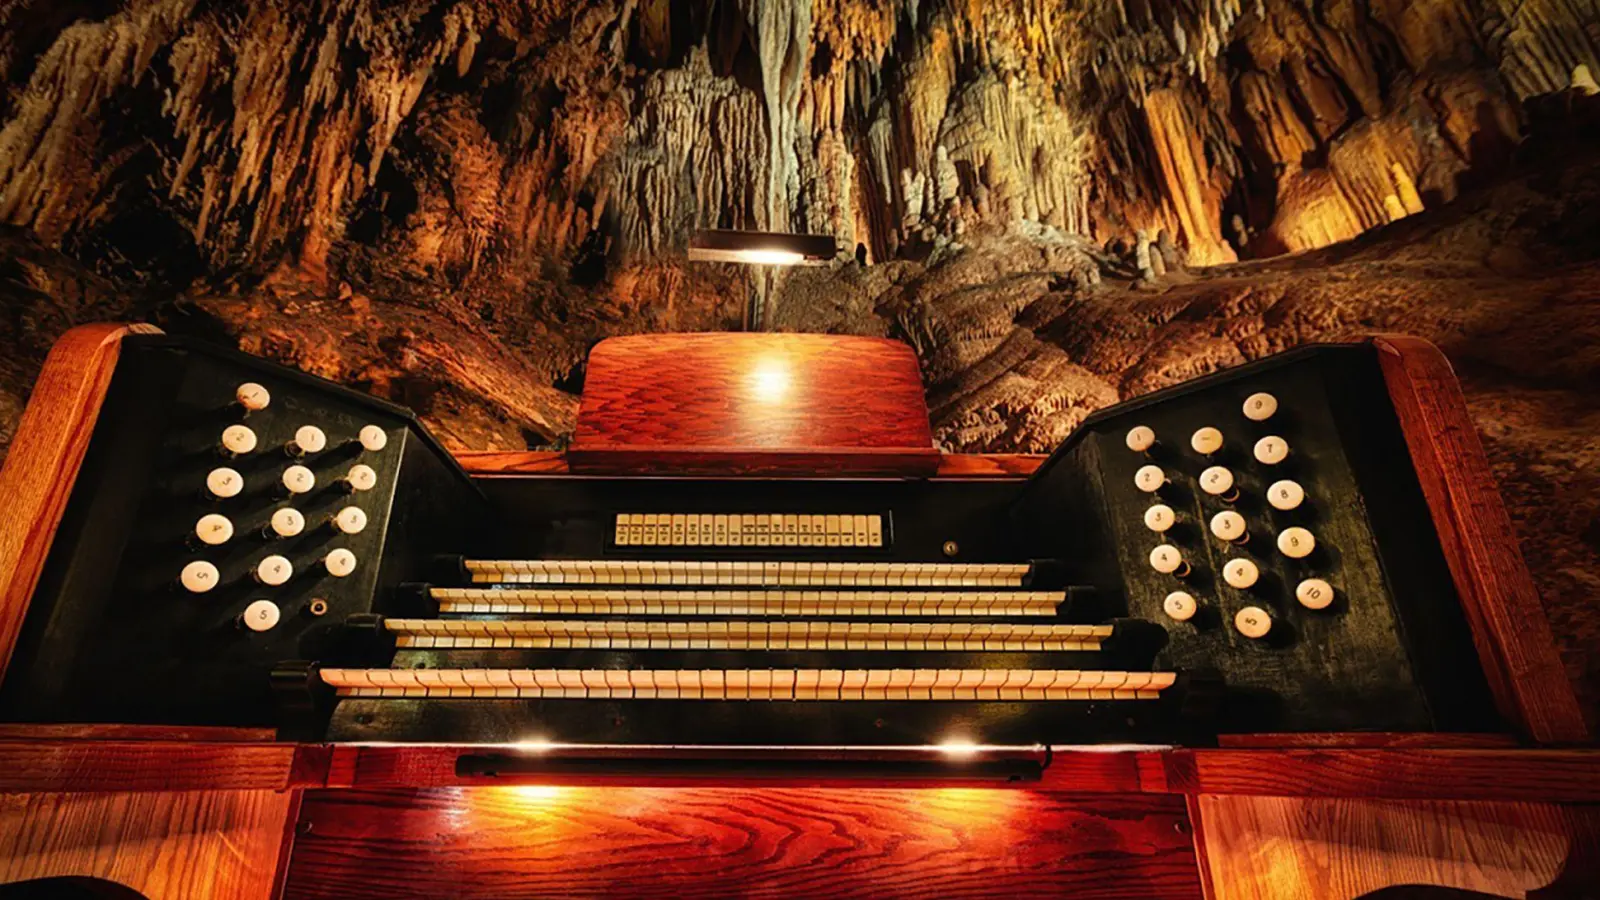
<box><xmin>0</xmin><ymin>327</ymin><xmax>1584</xmax><ymax>758</ymax></box>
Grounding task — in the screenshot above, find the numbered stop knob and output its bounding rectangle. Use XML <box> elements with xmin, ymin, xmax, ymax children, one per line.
<box><xmin>1243</xmin><ymin>392</ymin><xmax>1278</xmax><ymax>422</ymax></box>
<box><xmin>1200</xmin><ymin>466</ymin><xmax>1237</xmax><ymax>498</ymax></box>
<box><xmin>287</xmin><ymin>425</ymin><xmax>327</xmax><ymax>456</ymax></box>
<box><xmin>281</xmin><ymin>465</ymin><xmax>315</xmax><ymax>495</ymax></box>
<box><xmin>194</xmin><ymin>513</ymin><xmax>234</xmax><ymax>546</ymax></box>
<box><xmin>254</xmin><ymin>555</ymin><xmax>293</xmax><ymax>586</ymax></box>
<box><xmin>1222</xmin><ymin>557</ymin><xmax>1260</xmax><ymax>589</ymax></box>
<box><xmin>358</xmin><ymin>425</ymin><xmax>388</xmax><ymax>452</ymax></box>
<box><xmin>235</xmin><ymin>382</ymin><xmax>270</xmax><ymax>412</ymax></box>
<box><xmin>1296</xmin><ymin>578</ymin><xmax>1335</xmax><ymax>610</ymax></box>
<box><xmin>1210</xmin><ymin>510</ymin><xmax>1248</xmax><ymax>543</ymax></box>
<box><xmin>1163</xmin><ymin>591</ymin><xmax>1198</xmax><ymax>622</ymax></box>
<box><xmin>344</xmin><ymin>464</ymin><xmax>377</xmax><ymax>492</ymax></box>
<box><xmin>1254</xmin><ymin>435</ymin><xmax>1290</xmax><ymax>465</ymax></box>
<box><xmin>220</xmin><ymin>425</ymin><xmax>257</xmax><ymax>457</ymax></box>
<box><xmin>1125</xmin><ymin>426</ymin><xmax>1156</xmax><ymax>453</ymax></box>
<box><xmin>240</xmin><ymin>600</ymin><xmax>281</xmax><ymax>632</ymax></box>
<box><xmin>1234</xmin><ymin>606</ymin><xmax>1273</xmax><ymax>639</ymax></box>
<box><xmin>267</xmin><ymin>507</ymin><xmax>305</xmax><ymax>539</ymax></box>
<box><xmin>324</xmin><ymin>548</ymin><xmax>357</xmax><ymax>577</ymax></box>
<box><xmin>1190</xmin><ymin>427</ymin><xmax>1224</xmax><ymax>455</ymax></box>
<box><xmin>1143</xmin><ymin>504</ymin><xmax>1176</xmax><ymax>533</ymax></box>
<box><xmin>1134</xmin><ymin>465</ymin><xmax>1167</xmax><ymax>493</ymax></box>
<box><xmin>1149</xmin><ymin>544</ymin><xmax>1189</xmax><ymax>577</ymax></box>
<box><xmin>1267</xmin><ymin>479</ymin><xmax>1305</xmax><ymax>511</ymax></box>
<box><xmin>332</xmin><ymin>506</ymin><xmax>367</xmax><ymax>535</ymax></box>
<box><xmin>179</xmin><ymin>560</ymin><xmax>220</xmax><ymax>594</ymax></box>
<box><xmin>205</xmin><ymin>467</ymin><xmax>243</xmax><ymax>500</ymax></box>
<box><xmin>1277</xmin><ymin>526</ymin><xmax>1315</xmax><ymax>559</ymax></box>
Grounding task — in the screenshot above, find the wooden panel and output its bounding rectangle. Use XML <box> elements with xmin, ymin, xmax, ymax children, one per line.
<box><xmin>1170</xmin><ymin>749</ymin><xmax>1600</xmax><ymax>802</ymax></box>
<box><xmin>568</xmin><ymin>333</ymin><xmax>942</xmax><ymax>477</ymax></box>
<box><xmin>1194</xmin><ymin>795</ymin><xmax>1596</xmax><ymax>900</ymax></box>
<box><xmin>452</xmin><ymin>450</ymin><xmax>1047</xmax><ymax>479</ymax></box>
<box><xmin>0</xmin><ymin>324</ymin><xmax>146</xmax><ymax>681</ymax></box>
<box><xmin>1374</xmin><ymin>335</ymin><xmax>1589</xmax><ymax>743</ymax></box>
<box><xmin>0</xmin><ymin>789</ymin><xmax>296</xmax><ymax>900</ymax></box>
<box><xmin>285</xmin><ymin>786</ymin><xmax>1202</xmax><ymax>899</ymax></box>
<box><xmin>0</xmin><ymin>740</ymin><xmax>307</xmax><ymax>792</ymax></box>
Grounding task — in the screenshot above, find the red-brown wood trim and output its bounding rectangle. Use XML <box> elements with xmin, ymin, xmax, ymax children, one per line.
<box><xmin>0</xmin><ymin>323</ymin><xmax>151</xmax><ymax>683</ymax></box>
<box><xmin>0</xmin><ymin>739</ymin><xmax>303</xmax><ymax>792</ymax></box>
<box><xmin>1373</xmin><ymin>335</ymin><xmax>1588</xmax><ymax>743</ymax></box>
<box><xmin>1215</xmin><ymin>732</ymin><xmax>1519</xmax><ymax>749</ymax></box>
<box><xmin>0</xmin><ymin>723</ymin><xmax>277</xmax><ymax>742</ymax></box>
<box><xmin>1185</xmin><ymin>794</ymin><xmax>1220</xmax><ymax>900</ymax></box>
<box><xmin>1169</xmin><ymin>748</ymin><xmax>1600</xmax><ymax>802</ymax></box>
<box><xmin>452</xmin><ymin>450</ymin><xmax>1046</xmax><ymax>479</ymax></box>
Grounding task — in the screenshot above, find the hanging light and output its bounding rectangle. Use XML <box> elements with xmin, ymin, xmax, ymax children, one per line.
<box><xmin>688</xmin><ymin>229</ymin><xmax>837</xmax><ymax>265</ymax></box>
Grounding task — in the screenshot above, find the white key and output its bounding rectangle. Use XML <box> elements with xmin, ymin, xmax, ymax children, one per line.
<box><xmin>1234</xmin><ymin>606</ymin><xmax>1272</xmax><ymax>639</ymax></box>
<box><xmin>1191</xmin><ymin>427</ymin><xmax>1224</xmax><ymax>455</ymax></box>
<box><xmin>1267</xmin><ymin>479</ymin><xmax>1305</xmax><ymax>511</ymax></box>
<box><xmin>1210</xmin><ymin>510</ymin><xmax>1248</xmax><ymax>542</ymax></box>
<box><xmin>255</xmin><ymin>555</ymin><xmax>293</xmax><ymax>586</ymax></box>
<box><xmin>1149</xmin><ymin>544</ymin><xmax>1185</xmax><ymax>575</ymax></box>
<box><xmin>241</xmin><ymin>599</ymin><xmax>281</xmax><ymax>632</ymax></box>
<box><xmin>1125</xmin><ymin>426</ymin><xmax>1156</xmax><ymax>453</ymax></box>
<box><xmin>1296</xmin><ymin>577</ymin><xmax>1335</xmax><ymax>610</ymax></box>
<box><xmin>345</xmin><ymin>464</ymin><xmax>378</xmax><ymax>492</ymax></box>
<box><xmin>1200</xmin><ymin>465</ymin><xmax>1235</xmax><ymax>497</ymax></box>
<box><xmin>333</xmin><ymin>507</ymin><xmax>368</xmax><ymax>536</ymax></box>
<box><xmin>269</xmin><ymin>507</ymin><xmax>305</xmax><ymax>538</ymax></box>
<box><xmin>1222</xmin><ymin>558</ymin><xmax>1259</xmax><ymax>589</ymax></box>
<box><xmin>235</xmin><ymin>382</ymin><xmax>271</xmax><ymax>411</ymax></box>
<box><xmin>1163</xmin><ymin>590</ymin><xmax>1198</xmax><ymax>622</ymax></box>
<box><xmin>1254</xmin><ymin>435</ymin><xmax>1289</xmax><ymax>465</ymax></box>
<box><xmin>1143</xmin><ymin>504</ymin><xmax>1176</xmax><ymax>532</ymax></box>
<box><xmin>206</xmin><ymin>467</ymin><xmax>244</xmax><ymax>499</ymax></box>
<box><xmin>195</xmin><ymin>513</ymin><xmax>234</xmax><ymax>546</ymax></box>
<box><xmin>220</xmin><ymin>425</ymin><xmax>257</xmax><ymax>456</ymax></box>
<box><xmin>1243</xmin><ymin>392</ymin><xmax>1278</xmax><ymax>422</ymax></box>
<box><xmin>324</xmin><ymin>548</ymin><xmax>358</xmax><ymax>577</ymax></box>
<box><xmin>1134</xmin><ymin>465</ymin><xmax>1166</xmax><ymax>493</ymax></box>
<box><xmin>180</xmin><ymin>560</ymin><xmax>220</xmax><ymax>593</ymax></box>
<box><xmin>1277</xmin><ymin>526</ymin><xmax>1315</xmax><ymax>558</ymax></box>
<box><xmin>281</xmin><ymin>465</ymin><xmax>315</xmax><ymax>495</ymax></box>
<box><xmin>359</xmin><ymin>425</ymin><xmax>388</xmax><ymax>452</ymax></box>
<box><xmin>289</xmin><ymin>425</ymin><xmax>327</xmax><ymax>455</ymax></box>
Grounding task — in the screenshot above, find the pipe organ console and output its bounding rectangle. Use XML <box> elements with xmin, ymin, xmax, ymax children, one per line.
<box><xmin>0</xmin><ymin>326</ymin><xmax>1592</xmax><ymax>899</ymax></box>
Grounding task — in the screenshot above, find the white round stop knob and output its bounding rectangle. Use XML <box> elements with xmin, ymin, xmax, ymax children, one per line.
<box><xmin>241</xmin><ymin>599</ymin><xmax>281</xmax><ymax>632</ymax></box>
<box><xmin>1163</xmin><ymin>591</ymin><xmax>1198</xmax><ymax>622</ymax></box>
<box><xmin>235</xmin><ymin>382</ymin><xmax>271</xmax><ymax>411</ymax></box>
<box><xmin>1296</xmin><ymin>577</ymin><xmax>1335</xmax><ymax>610</ymax></box>
<box><xmin>1277</xmin><ymin>526</ymin><xmax>1315</xmax><ymax>559</ymax></box>
<box><xmin>1191</xmin><ymin>427</ymin><xmax>1224</xmax><ymax>455</ymax></box>
<box><xmin>220</xmin><ymin>425</ymin><xmax>257</xmax><ymax>456</ymax></box>
<box><xmin>332</xmin><ymin>506</ymin><xmax>367</xmax><ymax>535</ymax></box>
<box><xmin>1210</xmin><ymin>510</ymin><xmax>1248</xmax><ymax>543</ymax></box>
<box><xmin>1243</xmin><ymin>392</ymin><xmax>1278</xmax><ymax>422</ymax></box>
<box><xmin>205</xmin><ymin>467</ymin><xmax>243</xmax><ymax>499</ymax></box>
<box><xmin>1200</xmin><ymin>466</ymin><xmax>1235</xmax><ymax>497</ymax></box>
<box><xmin>1144</xmin><ymin>504</ymin><xmax>1176</xmax><ymax>532</ymax></box>
<box><xmin>1125</xmin><ymin>425</ymin><xmax>1155</xmax><ymax>453</ymax></box>
<box><xmin>1254</xmin><ymin>435</ymin><xmax>1290</xmax><ymax>465</ymax></box>
<box><xmin>1149</xmin><ymin>544</ymin><xmax>1187</xmax><ymax>575</ymax></box>
<box><xmin>1222</xmin><ymin>557</ymin><xmax>1260</xmax><ymax>589</ymax></box>
<box><xmin>1234</xmin><ymin>605</ymin><xmax>1273</xmax><ymax>639</ymax></box>
<box><xmin>255</xmin><ymin>555</ymin><xmax>293</xmax><ymax>586</ymax></box>
<box><xmin>359</xmin><ymin>425</ymin><xmax>388</xmax><ymax>452</ymax></box>
<box><xmin>268</xmin><ymin>507</ymin><xmax>305</xmax><ymax>538</ymax></box>
<box><xmin>195</xmin><ymin>513</ymin><xmax>234</xmax><ymax>546</ymax></box>
<box><xmin>180</xmin><ymin>560</ymin><xmax>220</xmax><ymax>594</ymax></box>
<box><xmin>281</xmin><ymin>465</ymin><xmax>315</xmax><ymax>495</ymax></box>
<box><xmin>1267</xmin><ymin>479</ymin><xmax>1305</xmax><ymax>511</ymax></box>
<box><xmin>345</xmin><ymin>464</ymin><xmax>377</xmax><ymax>492</ymax></box>
<box><xmin>324</xmin><ymin>548</ymin><xmax>357</xmax><ymax>577</ymax></box>
<box><xmin>288</xmin><ymin>425</ymin><xmax>327</xmax><ymax>456</ymax></box>
<box><xmin>1134</xmin><ymin>465</ymin><xmax>1166</xmax><ymax>493</ymax></box>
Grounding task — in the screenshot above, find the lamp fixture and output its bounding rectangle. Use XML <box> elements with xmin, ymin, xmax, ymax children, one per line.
<box><xmin>688</xmin><ymin>229</ymin><xmax>837</xmax><ymax>266</ymax></box>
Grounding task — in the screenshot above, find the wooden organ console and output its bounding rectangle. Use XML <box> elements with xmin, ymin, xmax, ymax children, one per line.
<box><xmin>0</xmin><ymin>324</ymin><xmax>1595</xmax><ymax>899</ymax></box>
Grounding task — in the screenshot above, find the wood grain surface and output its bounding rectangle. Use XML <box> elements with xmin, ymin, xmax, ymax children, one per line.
<box><xmin>284</xmin><ymin>786</ymin><xmax>1202</xmax><ymax>899</ymax></box>
<box><xmin>0</xmin><ymin>789</ymin><xmax>296</xmax><ymax>900</ymax></box>
<box><xmin>1374</xmin><ymin>335</ymin><xmax>1589</xmax><ymax>743</ymax></box>
<box><xmin>568</xmin><ymin>333</ymin><xmax>942</xmax><ymax>476</ymax></box>
<box><xmin>453</xmin><ymin>449</ymin><xmax>1047</xmax><ymax>479</ymax></box>
<box><xmin>1169</xmin><ymin>749</ymin><xmax>1600</xmax><ymax>802</ymax></box>
<box><xmin>0</xmin><ymin>740</ymin><xmax>306</xmax><ymax>792</ymax></box>
<box><xmin>1193</xmin><ymin>795</ymin><xmax>1596</xmax><ymax>900</ymax></box>
<box><xmin>0</xmin><ymin>323</ymin><xmax>146</xmax><ymax>682</ymax></box>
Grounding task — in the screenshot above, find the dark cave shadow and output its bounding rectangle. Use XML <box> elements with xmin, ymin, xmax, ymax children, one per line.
<box><xmin>0</xmin><ymin>878</ymin><xmax>150</xmax><ymax>900</ymax></box>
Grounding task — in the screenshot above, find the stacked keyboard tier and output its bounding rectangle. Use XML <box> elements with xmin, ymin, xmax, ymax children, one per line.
<box><xmin>322</xmin><ymin>558</ymin><xmax>1189</xmax><ymax>745</ymax></box>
